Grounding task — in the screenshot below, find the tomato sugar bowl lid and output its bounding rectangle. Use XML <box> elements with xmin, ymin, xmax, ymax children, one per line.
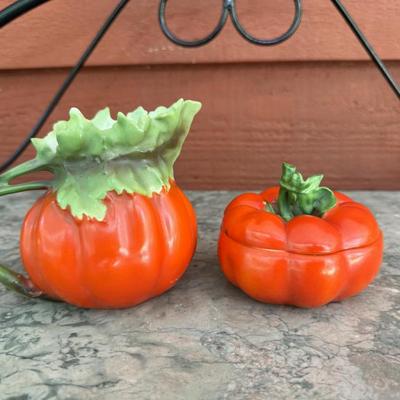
<box><xmin>222</xmin><ymin>198</ymin><xmax>382</xmax><ymax>256</ymax></box>
<box><xmin>221</xmin><ymin>163</ymin><xmax>383</xmax><ymax>256</ymax></box>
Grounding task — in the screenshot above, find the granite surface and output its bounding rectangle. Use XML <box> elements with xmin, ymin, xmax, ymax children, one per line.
<box><xmin>0</xmin><ymin>191</ymin><xmax>399</xmax><ymax>400</ymax></box>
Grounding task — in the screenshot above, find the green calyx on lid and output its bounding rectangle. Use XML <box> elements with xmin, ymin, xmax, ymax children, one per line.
<box><xmin>267</xmin><ymin>162</ymin><xmax>337</xmax><ymax>222</ymax></box>
<box><xmin>0</xmin><ymin>99</ymin><xmax>202</xmax><ymax>221</ymax></box>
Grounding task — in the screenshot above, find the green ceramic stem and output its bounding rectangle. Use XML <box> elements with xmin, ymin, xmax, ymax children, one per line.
<box><xmin>0</xmin><ymin>158</ymin><xmax>51</xmax><ymax>197</ymax></box>
<box><xmin>0</xmin><ymin>263</ymin><xmax>44</xmax><ymax>298</ymax></box>
<box><xmin>0</xmin><ymin>181</ymin><xmax>50</xmax><ymax>197</ymax></box>
<box><xmin>277</xmin><ymin>187</ymin><xmax>294</xmax><ymax>221</ymax></box>
<box><xmin>0</xmin><ymin>159</ymin><xmax>48</xmax><ymax>182</ymax></box>
<box><xmin>276</xmin><ymin>163</ymin><xmax>337</xmax><ymax>222</ymax></box>
<box><xmin>0</xmin><ymin>161</ymin><xmax>51</xmax><ymax>298</ymax></box>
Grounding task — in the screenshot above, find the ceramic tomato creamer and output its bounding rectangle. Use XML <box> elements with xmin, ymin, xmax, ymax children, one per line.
<box><xmin>20</xmin><ymin>182</ymin><xmax>196</xmax><ymax>308</ymax></box>
<box><xmin>0</xmin><ymin>99</ymin><xmax>201</xmax><ymax>308</ymax></box>
<box><xmin>218</xmin><ymin>163</ymin><xmax>383</xmax><ymax>308</ymax></box>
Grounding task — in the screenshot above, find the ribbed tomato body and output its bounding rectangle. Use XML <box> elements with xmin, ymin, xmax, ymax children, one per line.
<box><xmin>20</xmin><ymin>181</ymin><xmax>196</xmax><ymax>308</ymax></box>
<box><xmin>218</xmin><ymin>187</ymin><xmax>383</xmax><ymax>308</ymax></box>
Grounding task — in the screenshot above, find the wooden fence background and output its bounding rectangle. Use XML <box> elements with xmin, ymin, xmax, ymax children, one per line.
<box><xmin>1</xmin><ymin>0</ymin><xmax>399</xmax><ymax>189</ymax></box>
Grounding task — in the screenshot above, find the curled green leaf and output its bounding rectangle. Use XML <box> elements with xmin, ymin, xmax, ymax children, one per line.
<box><xmin>9</xmin><ymin>99</ymin><xmax>202</xmax><ymax>221</ymax></box>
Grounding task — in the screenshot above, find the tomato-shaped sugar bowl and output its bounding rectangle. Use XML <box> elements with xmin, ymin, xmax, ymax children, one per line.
<box><xmin>218</xmin><ymin>163</ymin><xmax>383</xmax><ymax>308</ymax></box>
<box><xmin>0</xmin><ymin>99</ymin><xmax>202</xmax><ymax>309</ymax></box>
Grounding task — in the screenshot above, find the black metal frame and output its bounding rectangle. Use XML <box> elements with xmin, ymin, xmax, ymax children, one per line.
<box><xmin>0</xmin><ymin>0</ymin><xmax>398</xmax><ymax>173</ymax></box>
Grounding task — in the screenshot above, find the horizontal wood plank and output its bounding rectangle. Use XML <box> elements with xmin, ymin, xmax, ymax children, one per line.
<box><xmin>0</xmin><ymin>62</ymin><xmax>399</xmax><ymax>190</ymax></box>
<box><xmin>1</xmin><ymin>0</ymin><xmax>400</xmax><ymax>69</ymax></box>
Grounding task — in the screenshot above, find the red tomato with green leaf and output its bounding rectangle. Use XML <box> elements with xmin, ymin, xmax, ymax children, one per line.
<box><xmin>218</xmin><ymin>163</ymin><xmax>383</xmax><ymax>308</ymax></box>
<box><xmin>0</xmin><ymin>99</ymin><xmax>201</xmax><ymax>308</ymax></box>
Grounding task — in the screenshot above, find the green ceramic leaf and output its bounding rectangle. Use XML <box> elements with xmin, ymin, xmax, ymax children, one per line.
<box><xmin>30</xmin><ymin>99</ymin><xmax>202</xmax><ymax>220</ymax></box>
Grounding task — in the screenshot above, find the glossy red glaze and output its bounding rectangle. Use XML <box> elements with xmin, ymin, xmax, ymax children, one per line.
<box><xmin>218</xmin><ymin>187</ymin><xmax>383</xmax><ymax>308</ymax></box>
<box><xmin>20</xmin><ymin>181</ymin><xmax>197</xmax><ymax>308</ymax></box>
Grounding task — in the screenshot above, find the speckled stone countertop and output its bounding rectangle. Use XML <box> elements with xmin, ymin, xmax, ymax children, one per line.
<box><xmin>0</xmin><ymin>191</ymin><xmax>399</xmax><ymax>400</ymax></box>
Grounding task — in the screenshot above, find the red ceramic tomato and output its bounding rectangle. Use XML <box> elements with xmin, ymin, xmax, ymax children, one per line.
<box><xmin>20</xmin><ymin>182</ymin><xmax>196</xmax><ymax>308</ymax></box>
<box><xmin>219</xmin><ymin>164</ymin><xmax>383</xmax><ymax>308</ymax></box>
<box><xmin>0</xmin><ymin>99</ymin><xmax>201</xmax><ymax>308</ymax></box>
